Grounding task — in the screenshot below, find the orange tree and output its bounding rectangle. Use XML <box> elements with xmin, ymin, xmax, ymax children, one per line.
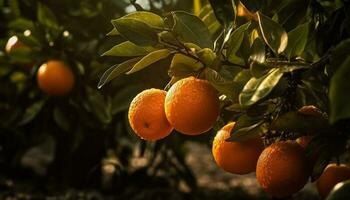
<box><xmin>99</xmin><ymin>0</ymin><xmax>350</xmax><ymax>198</ymax></box>
<box><xmin>0</xmin><ymin>0</ymin><xmax>197</xmax><ymax>195</ymax></box>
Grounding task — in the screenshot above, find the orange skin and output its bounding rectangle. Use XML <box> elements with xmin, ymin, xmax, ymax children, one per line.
<box><xmin>256</xmin><ymin>141</ymin><xmax>310</xmax><ymax>198</ymax></box>
<box><xmin>128</xmin><ymin>89</ymin><xmax>173</xmax><ymax>141</ymax></box>
<box><xmin>212</xmin><ymin>122</ymin><xmax>264</xmax><ymax>174</ymax></box>
<box><xmin>317</xmin><ymin>164</ymin><xmax>350</xmax><ymax>198</ymax></box>
<box><xmin>165</xmin><ymin>76</ymin><xmax>220</xmax><ymax>135</ymax></box>
<box><xmin>37</xmin><ymin>60</ymin><xmax>75</xmax><ymax>96</ymax></box>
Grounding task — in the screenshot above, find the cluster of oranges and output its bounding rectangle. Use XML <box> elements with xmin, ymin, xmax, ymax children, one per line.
<box><xmin>128</xmin><ymin>76</ymin><xmax>350</xmax><ymax>198</ymax></box>
<box><xmin>128</xmin><ymin>76</ymin><xmax>220</xmax><ymax>140</ymax></box>
<box><xmin>5</xmin><ymin>36</ymin><xmax>75</xmax><ymax>96</ymax></box>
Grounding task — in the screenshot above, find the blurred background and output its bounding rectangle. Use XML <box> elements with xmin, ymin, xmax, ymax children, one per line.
<box><xmin>0</xmin><ymin>0</ymin><xmax>320</xmax><ymax>199</ymax></box>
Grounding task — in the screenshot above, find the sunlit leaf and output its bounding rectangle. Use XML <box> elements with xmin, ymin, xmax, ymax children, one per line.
<box><xmin>239</xmin><ymin>68</ymin><xmax>284</xmax><ymax>107</ymax></box>
<box><xmin>285</xmin><ymin>22</ymin><xmax>309</xmax><ymax>59</ymax></box>
<box><xmin>106</xmin><ymin>28</ymin><xmax>119</xmax><ymax>36</ymax></box>
<box><xmin>112</xmin><ymin>18</ymin><xmax>159</xmax><ymax>46</ymax></box>
<box><xmin>204</xmin><ymin>68</ymin><xmax>241</xmax><ymax>100</ymax></box>
<box><xmin>98</xmin><ymin>57</ymin><xmax>141</xmax><ymax>88</ymax></box>
<box><xmin>227</xmin><ymin>115</ymin><xmax>266</xmax><ymax>142</ymax></box>
<box><xmin>116</xmin><ymin>11</ymin><xmax>164</xmax><ymax>28</ymax></box>
<box><xmin>168</xmin><ymin>53</ymin><xmax>203</xmax><ymax>77</ymax></box>
<box><xmin>172</xmin><ymin>11</ymin><xmax>213</xmax><ymax>49</ymax></box>
<box><xmin>249</xmin><ymin>37</ymin><xmax>265</xmax><ymax>63</ymax></box>
<box><xmin>227</xmin><ymin>22</ymin><xmax>250</xmax><ymax>61</ymax></box>
<box><xmin>257</xmin><ymin>12</ymin><xmax>288</xmax><ymax>54</ymax></box>
<box><xmin>102</xmin><ymin>41</ymin><xmax>155</xmax><ymax>57</ymax></box>
<box><xmin>196</xmin><ymin>48</ymin><xmax>217</xmax><ymax>67</ymax></box>
<box><xmin>126</xmin><ymin>49</ymin><xmax>173</xmax><ymax>74</ymax></box>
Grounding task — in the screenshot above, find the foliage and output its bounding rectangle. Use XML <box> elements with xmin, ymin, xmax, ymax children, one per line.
<box><xmin>100</xmin><ymin>0</ymin><xmax>350</xmax><ymax>182</ymax></box>
<box><xmin>0</xmin><ymin>0</ymin><xmax>197</xmax><ymax>195</ymax></box>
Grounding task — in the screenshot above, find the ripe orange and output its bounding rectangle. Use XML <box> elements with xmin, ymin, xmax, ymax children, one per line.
<box><xmin>37</xmin><ymin>60</ymin><xmax>75</xmax><ymax>96</ymax></box>
<box><xmin>256</xmin><ymin>141</ymin><xmax>310</xmax><ymax>198</ymax></box>
<box><xmin>316</xmin><ymin>163</ymin><xmax>350</xmax><ymax>198</ymax></box>
<box><xmin>212</xmin><ymin>122</ymin><xmax>264</xmax><ymax>174</ymax></box>
<box><xmin>128</xmin><ymin>89</ymin><xmax>173</xmax><ymax>141</ymax></box>
<box><xmin>164</xmin><ymin>76</ymin><xmax>220</xmax><ymax>135</ymax></box>
<box><xmin>5</xmin><ymin>36</ymin><xmax>27</xmax><ymax>53</ymax></box>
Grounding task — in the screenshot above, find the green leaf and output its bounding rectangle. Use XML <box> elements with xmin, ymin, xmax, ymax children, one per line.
<box><xmin>330</xmin><ymin>39</ymin><xmax>350</xmax><ymax>73</ymax></box>
<box><xmin>172</xmin><ymin>11</ymin><xmax>213</xmax><ymax>49</ymax></box>
<box><xmin>102</xmin><ymin>41</ymin><xmax>155</xmax><ymax>57</ymax></box>
<box><xmin>270</xmin><ymin>111</ymin><xmax>330</xmax><ymax>133</ymax></box>
<box><xmin>208</xmin><ymin>0</ymin><xmax>235</xmax><ymax>28</ymax></box>
<box><xmin>106</xmin><ymin>28</ymin><xmax>119</xmax><ymax>36</ymax></box>
<box><xmin>168</xmin><ymin>53</ymin><xmax>203</xmax><ymax>77</ymax></box>
<box><xmin>116</xmin><ymin>11</ymin><xmax>164</xmax><ymax>29</ymax></box>
<box><xmin>227</xmin><ymin>22</ymin><xmax>251</xmax><ymax>61</ymax></box>
<box><xmin>112</xmin><ymin>18</ymin><xmax>159</xmax><ymax>46</ymax></box>
<box><xmin>227</xmin><ymin>115</ymin><xmax>266</xmax><ymax>142</ymax></box>
<box><xmin>285</xmin><ymin>22</ymin><xmax>309</xmax><ymax>59</ymax></box>
<box><xmin>126</xmin><ymin>49</ymin><xmax>172</xmax><ymax>74</ymax></box>
<box><xmin>196</xmin><ymin>48</ymin><xmax>217</xmax><ymax>67</ymax></box>
<box><xmin>37</xmin><ymin>3</ymin><xmax>59</xmax><ymax>29</ymax></box>
<box><xmin>239</xmin><ymin>68</ymin><xmax>284</xmax><ymax>107</ymax></box>
<box><xmin>97</xmin><ymin>57</ymin><xmax>141</xmax><ymax>89</ymax></box>
<box><xmin>257</xmin><ymin>12</ymin><xmax>288</xmax><ymax>54</ymax></box>
<box><xmin>250</xmin><ymin>62</ymin><xmax>270</xmax><ymax>78</ymax></box>
<box><xmin>18</xmin><ymin>100</ymin><xmax>45</xmax><ymax>125</ymax></box>
<box><xmin>201</xmin><ymin>9</ymin><xmax>221</xmax><ymax>35</ymax></box>
<box><xmin>53</xmin><ymin>107</ymin><xmax>70</xmax><ymax>131</ymax></box>
<box><xmin>8</xmin><ymin>18</ymin><xmax>34</xmax><ymax>31</ymax></box>
<box><xmin>249</xmin><ymin>37</ymin><xmax>265</xmax><ymax>63</ymax></box>
<box><xmin>329</xmin><ymin>56</ymin><xmax>350</xmax><ymax>124</ymax></box>
<box><xmin>204</xmin><ymin>68</ymin><xmax>241</xmax><ymax>100</ymax></box>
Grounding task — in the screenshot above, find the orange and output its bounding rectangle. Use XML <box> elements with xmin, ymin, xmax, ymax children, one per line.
<box><xmin>128</xmin><ymin>89</ymin><xmax>173</xmax><ymax>141</ymax></box>
<box><xmin>164</xmin><ymin>76</ymin><xmax>220</xmax><ymax>135</ymax></box>
<box><xmin>316</xmin><ymin>163</ymin><xmax>350</xmax><ymax>198</ymax></box>
<box><xmin>212</xmin><ymin>122</ymin><xmax>264</xmax><ymax>174</ymax></box>
<box><xmin>256</xmin><ymin>141</ymin><xmax>310</xmax><ymax>198</ymax></box>
<box><xmin>37</xmin><ymin>60</ymin><xmax>75</xmax><ymax>96</ymax></box>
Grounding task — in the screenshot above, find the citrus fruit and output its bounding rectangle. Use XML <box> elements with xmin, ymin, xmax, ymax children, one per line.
<box><xmin>256</xmin><ymin>141</ymin><xmax>310</xmax><ymax>197</ymax></box>
<box><xmin>212</xmin><ymin>122</ymin><xmax>264</xmax><ymax>174</ymax></box>
<box><xmin>164</xmin><ymin>76</ymin><xmax>219</xmax><ymax>135</ymax></box>
<box><xmin>317</xmin><ymin>163</ymin><xmax>350</xmax><ymax>198</ymax></box>
<box><xmin>37</xmin><ymin>60</ymin><xmax>75</xmax><ymax>96</ymax></box>
<box><xmin>326</xmin><ymin>180</ymin><xmax>350</xmax><ymax>200</ymax></box>
<box><xmin>128</xmin><ymin>89</ymin><xmax>173</xmax><ymax>141</ymax></box>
